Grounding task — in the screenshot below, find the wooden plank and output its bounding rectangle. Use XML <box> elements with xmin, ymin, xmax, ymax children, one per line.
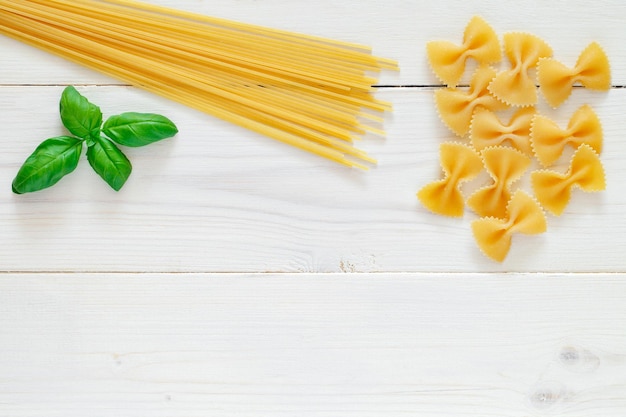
<box><xmin>1</xmin><ymin>0</ymin><xmax>625</xmax><ymax>86</ymax></box>
<box><xmin>1</xmin><ymin>3</ymin><xmax>624</xmax><ymax>417</ymax></box>
<box><xmin>0</xmin><ymin>86</ymin><xmax>622</xmax><ymax>272</ymax></box>
<box><xmin>0</xmin><ymin>272</ymin><xmax>624</xmax><ymax>416</ymax></box>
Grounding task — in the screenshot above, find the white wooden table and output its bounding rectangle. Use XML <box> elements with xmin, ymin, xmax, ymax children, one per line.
<box><xmin>1</xmin><ymin>1</ymin><xmax>625</xmax><ymax>415</ymax></box>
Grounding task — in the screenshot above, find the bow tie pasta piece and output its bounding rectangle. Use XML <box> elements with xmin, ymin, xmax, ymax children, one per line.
<box><xmin>470</xmin><ymin>107</ymin><xmax>535</xmax><ymax>155</ymax></box>
<box><xmin>427</xmin><ymin>16</ymin><xmax>501</xmax><ymax>87</ymax></box>
<box><xmin>531</xmin><ymin>104</ymin><xmax>603</xmax><ymax>167</ymax></box>
<box><xmin>488</xmin><ymin>33</ymin><xmax>553</xmax><ymax>106</ymax></box>
<box><xmin>435</xmin><ymin>66</ymin><xmax>509</xmax><ymax>137</ymax></box>
<box><xmin>467</xmin><ymin>146</ymin><xmax>531</xmax><ymax>218</ymax></box>
<box><xmin>538</xmin><ymin>42</ymin><xmax>610</xmax><ymax>108</ymax></box>
<box><xmin>417</xmin><ymin>142</ymin><xmax>483</xmax><ymax>217</ymax></box>
<box><xmin>472</xmin><ymin>190</ymin><xmax>547</xmax><ymax>262</ymax></box>
<box><xmin>531</xmin><ymin>144</ymin><xmax>605</xmax><ymax>216</ymax></box>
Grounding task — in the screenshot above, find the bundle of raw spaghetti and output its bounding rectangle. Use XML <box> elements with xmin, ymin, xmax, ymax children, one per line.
<box><xmin>0</xmin><ymin>0</ymin><xmax>397</xmax><ymax>168</ymax></box>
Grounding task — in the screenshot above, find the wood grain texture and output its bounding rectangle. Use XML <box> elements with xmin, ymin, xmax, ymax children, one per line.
<box><xmin>0</xmin><ymin>273</ymin><xmax>625</xmax><ymax>417</ymax></box>
<box><xmin>1</xmin><ymin>2</ymin><xmax>625</xmax><ymax>416</ymax></box>
<box><xmin>0</xmin><ymin>86</ymin><xmax>624</xmax><ymax>272</ymax></box>
<box><xmin>1</xmin><ymin>1</ymin><xmax>624</xmax><ymax>272</ymax></box>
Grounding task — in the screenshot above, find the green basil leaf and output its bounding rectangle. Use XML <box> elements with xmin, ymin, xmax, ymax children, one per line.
<box><xmin>103</xmin><ymin>112</ymin><xmax>178</xmax><ymax>147</ymax></box>
<box><xmin>86</xmin><ymin>137</ymin><xmax>132</xmax><ymax>191</ymax></box>
<box><xmin>59</xmin><ymin>86</ymin><xmax>102</xmax><ymax>140</ymax></box>
<box><xmin>12</xmin><ymin>136</ymin><xmax>83</xmax><ymax>194</ymax></box>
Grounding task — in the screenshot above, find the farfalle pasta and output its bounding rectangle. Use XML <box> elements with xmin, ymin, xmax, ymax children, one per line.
<box><xmin>470</xmin><ymin>107</ymin><xmax>535</xmax><ymax>155</ymax></box>
<box><xmin>538</xmin><ymin>42</ymin><xmax>611</xmax><ymax>108</ymax></box>
<box><xmin>531</xmin><ymin>104</ymin><xmax>603</xmax><ymax>167</ymax></box>
<box><xmin>488</xmin><ymin>33</ymin><xmax>553</xmax><ymax>106</ymax></box>
<box><xmin>417</xmin><ymin>143</ymin><xmax>483</xmax><ymax>217</ymax></box>
<box><xmin>467</xmin><ymin>147</ymin><xmax>531</xmax><ymax>218</ymax></box>
<box><xmin>531</xmin><ymin>144</ymin><xmax>606</xmax><ymax>216</ymax></box>
<box><xmin>421</xmin><ymin>16</ymin><xmax>610</xmax><ymax>262</ymax></box>
<box><xmin>471</xmin><ymin>190</ymin><xmax>547</xmax><ymax>262</ymax></box>
<box><xmin>427</xmin><ymin>16</ymin><xmax>501</xmax><ymax>87</ymax></box>
<box><xmin>435</xmin><ymin>65</ymin><xmax>509</xmax><ymax>137</ymax></box>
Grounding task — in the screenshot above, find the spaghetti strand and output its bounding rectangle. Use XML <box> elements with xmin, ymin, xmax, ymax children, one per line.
<box><xmin>0</xmin><ymin>0</ymin><xmax>397</xmax><ymax>167</ymax></box>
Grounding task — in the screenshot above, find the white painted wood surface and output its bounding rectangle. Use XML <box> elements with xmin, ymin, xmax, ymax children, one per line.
<box><xmin>1</xmin><ymin>1</ymin><xmax>625</xmax><ymax>416</ymax></box>
<box><xmin>1</xmin><ymin>273</ymin><xmax>625</xmax><ymax>417</ymax></box>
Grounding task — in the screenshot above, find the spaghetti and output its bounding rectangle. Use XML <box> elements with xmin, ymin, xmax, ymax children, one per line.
<box><xmin>0</xmin><ymin>0</ymin><xmax>397</xmax><ymax>168</ymax></box>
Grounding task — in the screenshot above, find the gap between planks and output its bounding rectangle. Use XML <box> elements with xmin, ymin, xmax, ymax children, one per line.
<box><xmin>0</xmin><ymin>271</ymin><xmax>624</xmax><ymax>277</ymax></box>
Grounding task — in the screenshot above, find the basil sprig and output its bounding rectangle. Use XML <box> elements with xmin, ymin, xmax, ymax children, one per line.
<box><xmin>12</xmin><ymin>86</ymin><xmax>178</xmax><ymax>194</ymax></box>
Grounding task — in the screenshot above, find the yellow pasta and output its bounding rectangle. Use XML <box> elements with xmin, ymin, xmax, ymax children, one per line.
<box><xmin>467</xmin><ymin>146</ymin><xmax>531</xmax><ymax>218</ymax></box>
<box><xmin>424</xmin><ymin>19</ymin><xmax>610</xmax><ymax>262</ymax></box>
<box><xmin>426</xmin><ymin>16</ymin><xmax>501</xmax><ymax>87</ymax></box>
<box><xmin>417</xmin><ymin>142</ymin><xmax>483</xmax><ymax>217</ymax></box>
<box><xmin>470</xmin><ymin>107</ymin><xmax>535</xmax><ymax>155</ymax></box>
<box><xmin>488</xmin><ymin>33</ymin><xmax>553</xmax><ymax>106</ymax></box>
<box><xmin>531</xmin><ymin>144</ymin><xmax>606</xmax><ymax>216</ymax></box>
<box><xmin>435</xmin><ymin>65</ymin><xmax>509</xmax><ymax>137</ymax></box>
<box><xmin>471</xmin><ymin>190</ymin><xmax>547</xmax><ymax>262</ymax></box>
<box><xmin>0</xmin><ymin>0</ymin><xmax>397</xmax><ymax>168</ymax></box>
<box><xmin>538</xmin><ymin>42</ymin><xmax>610</xmax><ymax>108</ymax></box>
<box><xmin>531</xmin><ymin>104</ymin><xmax>603</xmax><ymax>167</ymax></box>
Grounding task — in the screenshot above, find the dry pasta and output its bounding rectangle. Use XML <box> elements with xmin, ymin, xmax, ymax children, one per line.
<box><xmin>467</xmin><ymin>146</ymin><xmax>531</xmax><ymax>218</ymax></box>
<box><xmin>421</xmin><ymin>16</ymin><xmax>610</xmax><ymax>262</ymax></box>
<box><xmin>435</xmin><ymin>65</ymin><xmax>509</xmax><ymax>137</ymax></box>
<box><xmin>488</xmin><ymin>33</ymin><xmax>553</xmax><ymax>107</ymax></box>
<box><xmin>531</xmin><ymin>144</ymin><xmax>606</xmax><ymax>216</ymax></box>
<box><xmin>531</xmin><ymin>104</ymin><xmax>603</xmax><ymax>167</ymax></box>
<box><xmin>0</xmin><ymin>0</ymin><xmax>397</xmax><ymax>168</ymax></box>
<box><xmin>417</xmin><ymin>142</ymin><xmax>483</xmax><ymax>217</ymax></box>
<box><xmin>426</xmin><ymin>16</ymin><xmax>501</xmax><ymax>87</ymax></box>
<box><xmin>471</xmin><ymin>190</ymin><xmax>547</xmax><ymax>262</ymax></box>
<box><xmin>538</xmin><ymin>42</ymin><xmax>611</xmax><ymax>108</ymax></box>
<box><xmin>470</xmin><ymin>107</ymin><xmax>535</xmax><ymax>155</ymax></box>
